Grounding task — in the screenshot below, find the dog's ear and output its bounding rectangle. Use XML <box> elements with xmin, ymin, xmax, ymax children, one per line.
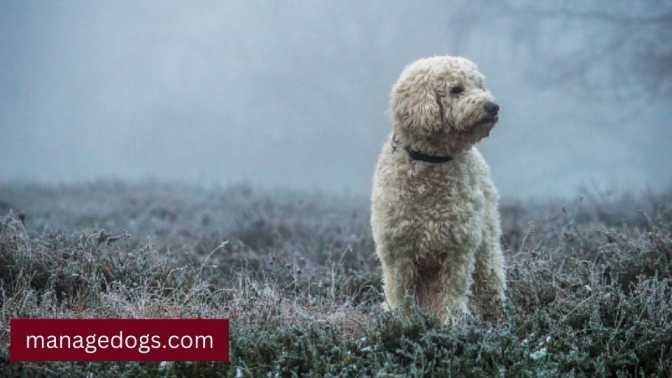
<box><xmin>391</xmin><ymin>70</ymin><xmax>443</xmax><ymax>135</ymax></box>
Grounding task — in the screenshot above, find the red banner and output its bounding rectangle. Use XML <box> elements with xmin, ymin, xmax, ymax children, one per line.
<box><xmin>10</xmin><ymin>319</ymin><xmax>229</xmax><ymax>362</ymax></box>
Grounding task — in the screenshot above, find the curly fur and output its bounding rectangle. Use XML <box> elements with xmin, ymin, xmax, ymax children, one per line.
<box><xmin>371</xmin><ymin>56</ymin><xmax>506</xmax><ymax>323</ymax></box>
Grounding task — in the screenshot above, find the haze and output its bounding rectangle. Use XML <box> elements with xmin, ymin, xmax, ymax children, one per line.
<box><xmin>1</xmin><ymin>1</ymin><xmax>670</xmax><ymax>197</ymax></box>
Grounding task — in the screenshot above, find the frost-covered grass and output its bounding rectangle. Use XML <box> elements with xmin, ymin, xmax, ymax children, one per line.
<box><xmin>1</xmin><ymin>181</ymin><xmax>671</xmax><ymax>377</ymax></box>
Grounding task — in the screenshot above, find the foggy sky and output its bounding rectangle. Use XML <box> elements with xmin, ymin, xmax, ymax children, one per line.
<box><xmin>1</xmin><ymin>0</ymin><xmax>670</xmax><ymax>197</ymax></box>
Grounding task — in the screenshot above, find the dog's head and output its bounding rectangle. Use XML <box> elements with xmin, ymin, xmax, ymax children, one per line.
<box><xmin>391</xmin><ymin>56</ymin><xmax>499</xmax><ymax>154</ymax></box>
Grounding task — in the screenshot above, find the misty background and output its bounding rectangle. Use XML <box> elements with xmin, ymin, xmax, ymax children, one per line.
<box><xmin>1</xmin><ymin>1</ymin><xmax>670</xmax><ymax>198</ymax></box>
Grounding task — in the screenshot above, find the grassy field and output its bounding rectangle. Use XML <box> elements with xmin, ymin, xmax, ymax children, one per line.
<box><xmin>1</xmin><ymin>181</ymin><xmax>671</xmax><ymax>377</ymax></box>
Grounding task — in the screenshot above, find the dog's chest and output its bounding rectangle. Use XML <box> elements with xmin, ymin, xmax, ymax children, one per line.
<box><xmin>378</xmin><ymin>160</ymin><xmax>486</xmax><ymax>261</ymax></box>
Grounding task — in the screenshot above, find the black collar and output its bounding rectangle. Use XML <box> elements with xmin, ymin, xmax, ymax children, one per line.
<box><xmin>404</xmin><ymin>146</ymin><xmax>453</xmax><ymax>163</ymax></box>
<box><xmin>391</xmin><ymin>134</ymin><xmax>453</xmax><ymax>164</ymax></box>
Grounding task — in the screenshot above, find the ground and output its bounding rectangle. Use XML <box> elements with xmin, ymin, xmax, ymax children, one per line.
<box><xmin>0</xmin><ymin>181</ymin><xmax>671</xmax><ymax>377</ymax></box>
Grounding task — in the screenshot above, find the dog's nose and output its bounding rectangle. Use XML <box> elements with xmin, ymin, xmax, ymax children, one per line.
<box><xmin>484</xmin><ymin>101</ymin><xmax>499</xmax><ymax>116</ymax></box>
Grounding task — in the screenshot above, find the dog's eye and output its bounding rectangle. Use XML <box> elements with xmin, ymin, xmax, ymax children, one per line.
<box><xmin>450</xmin><ymin>85</ymin><xmax>464</xmax><ymax>95</ymax></box>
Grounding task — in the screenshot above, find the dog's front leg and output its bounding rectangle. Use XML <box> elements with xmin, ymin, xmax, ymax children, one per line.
<box><xmin>470</xmin><ymin>223</ymin><xmax>506</xmax><ymax>321</ymax></box>
<box><xmin>437</xmin><ymin>250</ymin><xmax>476</xmax><ymax>324</ymax></box>
<box><xmin>380</xmin><ymin>257</ymin><xmax>419</xmax><ymax>316</ymax></box>
<box><xmin>469</xmin><ymin>184</ymin><xmax>507</xmax><ymax>321</ymax></box>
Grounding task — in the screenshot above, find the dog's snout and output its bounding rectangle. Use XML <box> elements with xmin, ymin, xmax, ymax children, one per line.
<box><xmin>484</xmin><ymin>101</ymin><xmax>499</xmax><ymax>116</ymax></box>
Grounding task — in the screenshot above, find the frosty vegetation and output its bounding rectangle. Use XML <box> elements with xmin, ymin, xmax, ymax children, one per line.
<box><xmin>0</xmin><ymin>181</ymin><xmax>671</xmax><ymax>376</ymax></box>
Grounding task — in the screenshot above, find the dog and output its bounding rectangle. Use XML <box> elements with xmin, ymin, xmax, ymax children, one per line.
<box><xmin>371</xmin><ymin>56</ymin><xmax>506</xmax><ymax>323</ymax></box>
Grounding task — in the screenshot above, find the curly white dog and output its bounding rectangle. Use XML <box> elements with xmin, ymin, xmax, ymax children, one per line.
<box><xmin>371</xmin><ymin>56</ymin><xmax>506</xmax><ymax>324</ymax></box>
